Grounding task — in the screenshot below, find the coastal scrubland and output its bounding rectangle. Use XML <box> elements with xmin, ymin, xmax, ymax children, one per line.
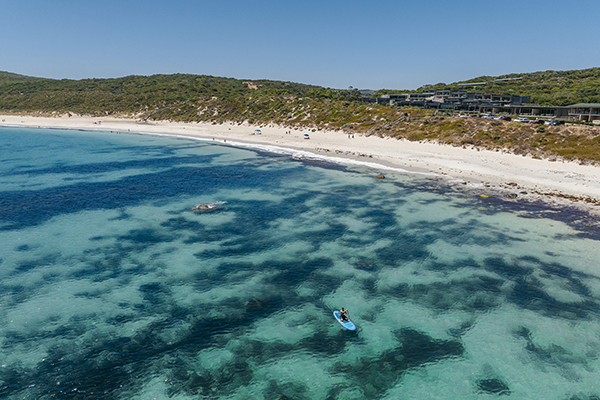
<box><xmin>372</xmin><ymin>115</ymin><xmax>600</xmax><ymax>164</ymax></box>
<box><xmin>1</xmin><ymin>69</ymin><xmax>599</xmax><ymax>164</ymax></box>
<box><xmin>378</xmin><ymin>67</ymin><xmax>600</xmax><ymax>106</ymax></box>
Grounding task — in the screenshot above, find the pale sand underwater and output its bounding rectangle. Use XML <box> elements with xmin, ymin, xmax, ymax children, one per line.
<box><xmin>2</xmin><ymin>126</ymin><xmax>600</xmax><ymax>399</ymax></box>
<box><xmin>2</xmin><ymin>114</ymin><xmax>600</xmax><ymax>215</ymax></box>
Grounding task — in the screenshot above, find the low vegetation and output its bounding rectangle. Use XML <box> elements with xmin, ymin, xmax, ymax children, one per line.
<box><xmin>378</xmin><ymin>67</ymin><xmax>600</xmax><ymax>106</ymax></box>
<box><xmin>372</xmin><ymin>116</ymin><xmax>600</xmax><ymax>164</ymax></box>
<box><xmin>1</xmin><ymin>70</ymin><xmax>599</xmax><ymax>164</ymax></box>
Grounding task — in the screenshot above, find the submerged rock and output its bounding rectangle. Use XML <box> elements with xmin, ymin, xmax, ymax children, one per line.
<box><xmin>476</xmin><ymin>378</ymin><xmax>511</xmax><ymax>395</ymax></box>
<box><xmin>191</xmin><ymin>204</ymin><xmax>221</xmax><ymax>213</ymax></box>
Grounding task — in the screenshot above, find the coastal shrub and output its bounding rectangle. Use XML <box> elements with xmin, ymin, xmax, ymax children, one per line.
<box><xmin>419</xmin><ymin>67</ymin><xmax>600</xmax><ymax>106</ymax></box>
<box><xmin>4</xmin><ymin>71</ymin><xmax>600</xmax><ymax>163</ymax></box>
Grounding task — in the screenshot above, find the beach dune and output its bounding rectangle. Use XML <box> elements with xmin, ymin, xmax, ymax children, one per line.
<box><xmin>2</xmin><ymin>114</ymin><xmax>600</xmax><ymax>214</ymax></box>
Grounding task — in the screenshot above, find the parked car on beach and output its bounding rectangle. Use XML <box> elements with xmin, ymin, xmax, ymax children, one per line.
<box><xmin>530</xmin><ymin>119</ymin><xmax>545</xmax><ymax>124</ymax></box>
<box><xmin>545</xmin><ymin>120</ymin><xmax>565</xmax><ymax>126</ymax></box>
<box><xmin>514</xmin><ymin>118</ymin><xmax>530</xmax><ymax>123</ymax></box>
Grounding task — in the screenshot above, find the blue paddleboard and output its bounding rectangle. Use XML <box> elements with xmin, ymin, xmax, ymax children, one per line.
<box><xmin>333</xmin><ymin>311</ymin><xmax>356</xmax><ymax>331</ymax></box>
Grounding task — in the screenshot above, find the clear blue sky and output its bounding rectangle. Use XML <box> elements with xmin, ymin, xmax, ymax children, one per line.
<box><xmin>2</xmin><ymin>0</ymin><xmax>599</xmax><ymax>89</ymax></box>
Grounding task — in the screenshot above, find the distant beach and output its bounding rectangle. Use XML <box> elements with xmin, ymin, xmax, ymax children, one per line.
<box><xmin>2</xmin><ymin>113</ymin><xmax>600</xmax><ymax>214</ymax></box>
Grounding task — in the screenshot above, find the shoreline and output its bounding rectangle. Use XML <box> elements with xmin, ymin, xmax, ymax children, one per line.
<box><xmin>2</xmin><ymin>113</ymin><xmax>600</xmax><ymax>216</ymax></box>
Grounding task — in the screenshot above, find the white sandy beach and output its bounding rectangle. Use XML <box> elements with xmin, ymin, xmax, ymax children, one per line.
<box><xmin>2</xmin><ymin>114</ymin><xmax>600</xmax><ymax>214</ymax></box>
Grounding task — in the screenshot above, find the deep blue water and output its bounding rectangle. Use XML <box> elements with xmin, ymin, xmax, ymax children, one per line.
<box><xmin>1</xmin><ymin>127</ymin><xmax>600</xmax><ymax>399</ymax></box>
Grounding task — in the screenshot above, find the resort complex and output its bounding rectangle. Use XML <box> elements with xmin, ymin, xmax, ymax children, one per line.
<box><xmin>380</xmin><ymin>90</ymin><xmax>559</xmax><ymax>118</ymax></box>
<box><xmin>568</xmin><ymin>103</ymin><xmax>600</xmax><ymax>122</ymax></box>
<box><xmin>378</xmin><ymin>90</ymin><xmax>600</xmax><ymax>122</ymax></box>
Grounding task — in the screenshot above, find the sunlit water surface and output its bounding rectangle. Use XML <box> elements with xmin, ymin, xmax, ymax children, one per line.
<box><xmin>1</xmin><ymin>127</ymin><xmax>600</xmax><ymax>399</ymax></box>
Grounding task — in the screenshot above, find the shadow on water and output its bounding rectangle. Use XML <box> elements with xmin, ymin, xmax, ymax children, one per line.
<box><xmin>486</xmin><ymin>256</ymin><xmax>599</xmax><ymax>320</ymax></box>
<box><xmin>476</xmin><ymin>378</ymin><xmax>511</xmax><ymax>395</ymax></box>
<box><xmin>377</xmin><ymin>253</ymin><xmax>600</xmax><ymax>320</ymax></box>
<box><xmin>0</xmin><ymin>153</ymin><xmax>307</xmax><ymax>231</ymax></box>
<box><xmin>0</xmin><ymin>247</ymin><xmax>350</xmax><ymax>398</ymax></box>
<box><xmin>9</xmin><ymin>152</ymin><xmax>219</xmax><ymax>177</ymax></box>
<box><xmin>332</xmin><ymin>328</ymin><xmax>464</xmax><ymax>398</ymax></box>
<box><xmin>3</xmin><ymin>204</ymin><xmax>600</xmax><ymax>398</ymax></box>
<box><xmin>3</xmin><ymin>131</ymin><xmax>600</xmax><ymax>399</ymax></box>
<box><xmin>513</xmin><ymin>325</ymin><xmax>600</xmax><ymax>387</ymax></box>
<box><xmin>0</xmin><ymin>289</ymin><xmax>288</xmax><ymax>399</ymax></box>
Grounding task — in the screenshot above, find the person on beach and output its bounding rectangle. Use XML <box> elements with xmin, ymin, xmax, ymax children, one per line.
<box><xmin>340</xmin><ymin>307</ymin><xmax>349</xmax><ymax>321</ymax></box>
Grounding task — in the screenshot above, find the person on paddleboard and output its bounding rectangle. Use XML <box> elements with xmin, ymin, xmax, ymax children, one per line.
<box><xmin>340</xmin><ymin>307</ymin><xmax>349</xmax><ymax>322</ymax></box>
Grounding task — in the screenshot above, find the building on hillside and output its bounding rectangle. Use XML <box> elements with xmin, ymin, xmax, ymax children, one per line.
<box><xmin>378</xmin><ymin>90</ymin><xmax>569</xmax><ymax>118</ymax></box>
<box><xmin>568</xmin><ymin>103</ymin><xmax>600</xmax><ymax>122</ymax></box>
<box><xmin>380</xmin><ymin>90</ymin><xmax>530</xmax><ymax>111</ymax></box>
<box><xmin>501</xmin><ymin>105</ymin><xmax>569</xmax><ymax>118</ymax></box>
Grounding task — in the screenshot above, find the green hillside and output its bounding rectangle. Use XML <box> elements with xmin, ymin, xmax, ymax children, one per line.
<box><xmin>0</xmin><ymin>73</ymin><xmax>316</xmax><ymax>114</ymax></box>
<box><xmin>422</xmin><ymin>67</ymin><xmax>600</xmax><ymax>106</ymax></box>
<box><xmin>0</xmin><ymin>72</ymin><xmax>372</xmax><ymax>127</ymax></box>
<box><xmin>0</xmin><ymin>71</ymin><xmax>41</xmax><ymax>85</ymax></box>
<box><xmin>1</xmin><ymin>69</ymin><xmax>599</xmax><ymax>164</ymax></box>
<box><xmin>374</xmin><ymin>67</ymin><xmax>600</xmax><ymax>106</ymax></box>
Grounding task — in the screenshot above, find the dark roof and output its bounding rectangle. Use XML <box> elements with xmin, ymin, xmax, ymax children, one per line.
<box><xmin>568</xmin><ymin>103</ymin><xmax>600</xmax><ymax>108</ymax></box>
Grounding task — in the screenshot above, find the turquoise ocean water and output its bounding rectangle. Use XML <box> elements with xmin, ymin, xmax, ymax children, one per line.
<box><xmin>1</xmin><ymin>127</ymin><xmax>600</xmax><ymax>399</ymax></box>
